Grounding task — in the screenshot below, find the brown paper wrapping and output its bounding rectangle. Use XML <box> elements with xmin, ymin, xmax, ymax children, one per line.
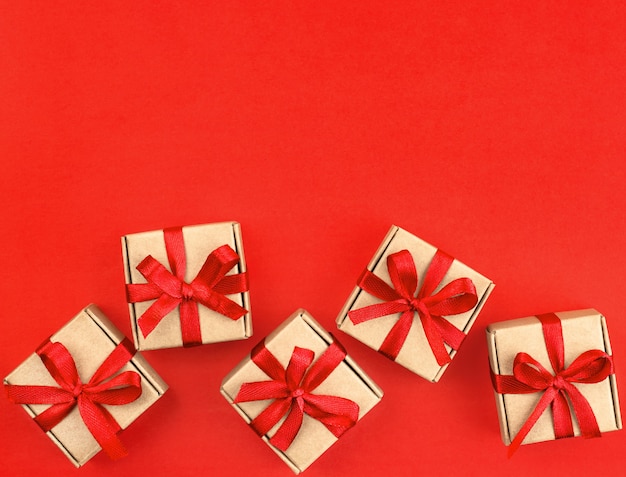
<box><xmin>486</xmin><ymin>309</ymin><xmax>622</xmax><ymax>447</ymax></box>
<box><xmin>122</xmin><ymin>221</ymin><xmax>252</xmax><ymax>350</ymax></box>
<box><xmin>4</xmin><ymin>304</ymin><xmax>168</xmax><ymax>467</ymax></box>
<box><xmin>337</xmin><ymin>225</ymin><xmax>494</xmax><ymax>382</ymax></box>
<box><xmin>221</xmin><ymin>309</ymin><xmax>383</xmax><ymax>474</ymax></box>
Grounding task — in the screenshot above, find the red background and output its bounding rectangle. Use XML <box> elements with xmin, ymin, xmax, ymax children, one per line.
<box><xmin>1</xmin><ymin>2</ymin><xmax>625</xmax><ymax>476</ymax></box>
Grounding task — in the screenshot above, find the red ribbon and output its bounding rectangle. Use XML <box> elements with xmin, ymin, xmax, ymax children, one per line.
<box><xmin>5</xmin><ymin>338</ymin><xmax>142</xmax><ymax>460</ymax></box>
<box><xmin>126</xmin><ymin>226</ymin><xmax>249</xmax><ymax>347</ymax></box>
<box><xmin>233</xmin><ymin>338</ymin><xmax>360</xmax><ymax>452</ymax></box>
<box><xmin>491</xmin><ymin>313</ymin><xmax>614</xmax><ymax>456</ymax></box>
<box><xmin>348</xmin><ymin>249</ymin><xmax>478</xmax><ymax>365</ymax></box>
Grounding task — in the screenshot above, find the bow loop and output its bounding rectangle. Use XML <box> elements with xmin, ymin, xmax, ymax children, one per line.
<box><xmin>83</xmin><ymin>371</ymin><xmax>142</xmax><ymax>405</ymax></box>
<box><xmin>35</xmin><ymin>341</ymin><xmax>80</xmax><ymax>393</ymax></box>
<box><xmin>136</xmin><ymin>256</ymin><xmax>184</xmax><ymax>298</ymax></box>
<box><xmin>387</xmin><ymin>250</ymin><xmax>418</xmax><ymax>299</ymax></box>
<box><xmin>355</xmin><ymin>269</ymin><xmax>401</xmax><ymax>303</ymax></box>
<box><xmin>421</xmin><ymin>278</ymin><xmax>478</xmax><ymax>316</ymax></box>
<box><xmin>302</xmin><ymin>339</ymin><xmax>348</xmax><ymax>391</ymax></box>
<box><xmin>512</xmin><ymin>352</ymin><xmax>554</xmax><ymax>390</ymax></box>
<box><xmin>560</xmin><ymin>350</ymin><xmax>614</xmax><ymax>384</ymax></box>
<box><xmin>285</xmin><ymin>347</ymin><xmax>315</xmax><ymax>391</ymax></box>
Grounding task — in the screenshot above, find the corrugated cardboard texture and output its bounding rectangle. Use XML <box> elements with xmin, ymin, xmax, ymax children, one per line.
<box><xmin>221</xmin><ymin>309</ymin><xmax>383</xmax><ymax>474</ymax></box>
<box><xmin>486</xmin><ymin>309</ymin><xmax>622</xmax><ymax>447</ymax></box>
<box><xmin>337</xmin><ymin>225</ymin><xmax>494</xmax><ymax>382</ymax></box>
<box><xmin>3</xmin><ymin>304</ymin><xmax>168</xmax><ymax>467</ymax></box>
<box><xmin>122</xmin><ymin>221</ymin><xmax>252</xmax><ymax>350</ymax></box>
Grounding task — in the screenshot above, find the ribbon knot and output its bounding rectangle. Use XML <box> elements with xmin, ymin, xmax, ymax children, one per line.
<box><xmin>126</xmin><ymin>227</ymin><xmax>250</xmax><ymax>347</ymax></box>
<box><xmin>552</xmin><ymin>374</ymin><xmax>567</xmax><ymax>390</ymax></box>
<box><xmin>491</xmin><ymin>313</ymin><xmax>614</xmax><ymax>457</ymax></box>
<box><xmin>72</xmin><ymin>382</ymin><xmax>83</xmax><ymax>398</ymax></box>
<box><xmin>5</xmin><ymin>338</ymin><xmax>142</xmax><ymax>461</ymax></box>
<box><xmin>348</xmin><ymin>249</ymin><xmax>478</xmax><ymax>365</ymax></box>
<box><xmin>233</xmin><ymin>338</ymin><xmax>360</xmax><ymax>452</ymax></box>
<box><xmin>181</xmin><ymin>282</ymin><xmax>195</xmax><ymax>301</ymax></box>
<box><xmin>407</xmin><ymin>297</ymin><xmax>421</xmax><ymax>311</ymax></box>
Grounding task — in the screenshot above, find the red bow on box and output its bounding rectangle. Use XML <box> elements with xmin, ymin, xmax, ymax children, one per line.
<box><xmin>5</xmin><ymin>338</ymin><xmax>141</xmax><ymax>460</ymax></box>
<box><xmin>126</xmin><ymin>226</ymin><xmax>249</xmax><ymax>347</ymax></box>
<box><xmin>233</xmin><ymin>338</ymin><xmax>360</xmax><ymax>452</ymax></box>
<box><xmin>348</xmin><ymin>249</ymin><xmax>478</xmax><ymax>365</ymax></box>
<box><xmin>490</xmin><ymin>313</ymin><xmax>614</xmax><ymax>456</ymax></box>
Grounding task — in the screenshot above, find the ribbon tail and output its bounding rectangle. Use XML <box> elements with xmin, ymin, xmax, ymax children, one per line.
<box><xmin>78</xmin><ymin>397</ymin><xmax>127</xmax><ymax>460</ymax></box>
<box><xmin>419</xmin><ymin>312</ymin><xmax>452</xmax><ymax>366</ymax></box>
<box><xmin>552</xmin><ymin>391</ymin><xmax>574</xmax><ymax>439</ymax></box>
<box><xmin>304</xmin><ymin>394</ymin><xmax>360</xmax><ymax>438</ymax></box>
<box><xmin>431</xmin><ymin>315</ymin><xmax>467</xmax><ymax>358</ymax></box>
<box><xmin>508</xmin><ymin>388</ymin><xmax>557</xmax><ymax>457</ymax></box>
<box><xmin>563</xmin><ymin>382</ymin><xmax>602</xmax><ymax>439</ymax></box>
<box><xmin>379</xmin><ymin>310</ymin><xmax>414</xmax><ymax>360</ymax></box>
<box><xmin>249</xmin><ymin>398</ymin><xmax>292</xmax><ymax>438</ymax></box>
<box><xmin>269</xmin><ymin>402</ymin><xmax>304</xmax><ymax>452</ymax></box>
<box><xmin>137</xmin><ymin>293</ymin><xmax>181</xmax><ymax>338</ymax></box>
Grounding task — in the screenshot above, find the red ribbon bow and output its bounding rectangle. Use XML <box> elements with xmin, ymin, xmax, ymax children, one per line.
<box><xmin>5</xmin><ymin>338</ymin><xmax>142</xmax><ymax>460</ymax></box>
<box><xmin>348</xmin><ymin>249</ymin><xmax>478</xmax><ymax>365</ymax></box>
<box><xmin>491</xmin><ymin>313</ymin><xmax>614</xmax><ymax>456</ymax></box>
<box><xmin>126</xmin><ymin>226</ymin><xmax>249</xmax><ymax>347</ymax></box>
<box><xmin>233</xmin><ymin>338</ymin><xmax>360</xmax><ymax>452</ymax></box>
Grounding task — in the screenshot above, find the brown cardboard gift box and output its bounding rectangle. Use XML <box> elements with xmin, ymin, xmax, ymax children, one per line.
<box><xmin>4</xmin><ymin>304</ymin><xmax>168</xmax><ymax>467</ymax></box>
<box><xmin>337</xmin><ymin>225</ymin><xmax>494</xmax><ymax>382</ymax></box>
<box><xmin>221</xmin><ymin>309</ymin><xmax>383</xmax><ymax>474</ymax></box>
<box><xmin>122</xmin><ymin>221</ymin><xmax>252</xmax><ymax>350</ymax></box>
<box><xmin>486</xmin><ymin>309</ymin><xmax>622</xmax><ymax>449</ymax></box>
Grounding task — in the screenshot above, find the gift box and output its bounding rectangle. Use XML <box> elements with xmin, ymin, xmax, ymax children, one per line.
<box><xmin>336</xmin><ymin>225</ymin><xmax>494</xmax><ymax>382</ymax></box>
<box><xmin>221</xmin><ymin>309</ymin><xmax>383</xmax><ymax>474</ymax></box>
<box><xmin>4</xmin><ymin>304</ymin><xmax>168</xmax><ymax>467</ymax></box>
<box><xmin>486</xmin><ymin>309</ymin><xmax>622</xmax><ymax>455</ymax></box>
<box><xmin>122</xmin><ymin>222</ymin><xmax>252</xmax><ymax>350</ymax></box>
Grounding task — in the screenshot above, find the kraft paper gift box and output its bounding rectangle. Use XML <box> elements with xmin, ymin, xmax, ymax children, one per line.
<box><xmin>337</xmin><ymin>225</ymin><xmax>494</xmax><ymax>382</ymax></box>
<box><xmin>4</xmin><ymin>304</ymin><xmax>168</xmax><ymax>467</ymax></box>
<box><xmin>221</xmin><ymin>309</ymin><xmax>383</xmax><ymax>474</ymax></box>
<box><xmin>487</xmin><ymin>309</ymin><xmax>622</xmax><ymax>454</ymax></box>
<box><xmin>122</xmin><ymin>221</ymin><xmax>252</xmax><ymax>350</ymax></box>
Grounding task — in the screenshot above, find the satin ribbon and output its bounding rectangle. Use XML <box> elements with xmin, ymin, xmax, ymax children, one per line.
<box><xmin>5</xmin><ymin>338</ymin><xmax>142</xmax><ymax>460</ymax></box>
<box><xmin>126</xmin><ymin>226</ymin><xmax>249</xmax><ymax>347</ymax></box>
<box><xmin>348</xmin><ymin>249</ymin><xmax>478</xmax><ymax>365</ymax></box>
<box><xmin>233</xmin><ymin>338</ymin><xmax>360</xmax><ymax>452</ymax></box>
<box><xmin>491</xmin><ymin>313</ymin><xmax>614</xmax><ymax>456</ymax></box>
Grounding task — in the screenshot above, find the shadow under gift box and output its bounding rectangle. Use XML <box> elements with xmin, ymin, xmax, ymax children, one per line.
<box><xmin>122</xmin><ymin>222</ymin><xmax>252</xmax><ymax>351</ymax></box>
<box><xmin>337</xmin><ymin>225</ymin><xmax>494</xmax><ymax>382</ymax></box>
<box><xmin>221</xmin><ymin>309</ymin><xmax>383</xmax><ymax>474</ymax></box>
<box><xmin>486</xmin><ymin>309</ymin><xmax>622</xmax><ymax>450</ymax></box>
<box><xmin>4</xmin><ymin>304</ymin><xmax>168</xmax><ymax>467</ymax></box>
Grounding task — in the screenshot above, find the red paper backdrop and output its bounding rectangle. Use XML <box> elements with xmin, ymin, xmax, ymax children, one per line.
<box><xmin>1</xmin><ymin>2</ymin><xmax>625</xmax><ymax>476</ymax></box>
